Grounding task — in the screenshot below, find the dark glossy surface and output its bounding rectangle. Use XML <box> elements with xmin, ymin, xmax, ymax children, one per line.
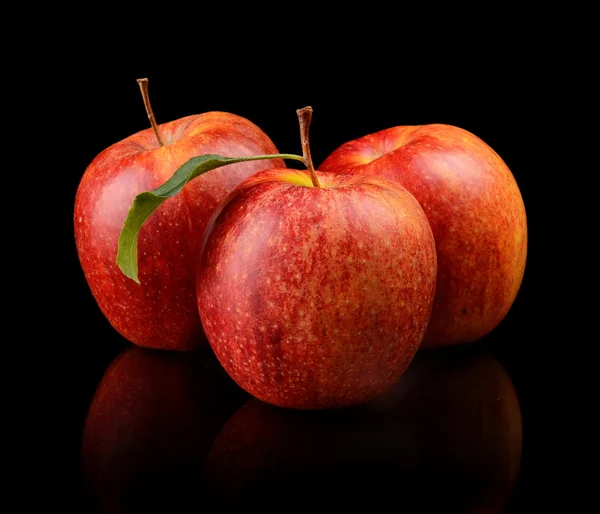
<box><xmin>68</xmin><ymin>334</ymin><xmax>529</xmax><ymax>513</ymax></box>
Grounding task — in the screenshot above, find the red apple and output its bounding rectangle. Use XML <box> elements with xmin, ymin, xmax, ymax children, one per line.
<box><xmin>74</xmin><ymin>79</ymin><xmax>284</xmax><ymax>351</ymax></box>
<box><xmin>80</xmin><ymin>345</ymin><xmax>248</xmax><ymax>512</ymax></box>
<box><xmin>197</xmin><ymin>108</ymin><xmax>437</xmax><ymax>409</ymax></box>
<box><xmin>205</xmin><ymin>347</ymin><xmax>522</xmax><ymax>512</ymax></box>
<box><xmin>320</xmin><ymin>124</ymin><xmax>527</xmax><ymax>347</ymax></box>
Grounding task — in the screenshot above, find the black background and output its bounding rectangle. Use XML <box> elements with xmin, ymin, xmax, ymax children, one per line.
<box><xmin>37</xmin><ymin>16</ymin><xmax>578</xmax><ymax>513</ymax></box>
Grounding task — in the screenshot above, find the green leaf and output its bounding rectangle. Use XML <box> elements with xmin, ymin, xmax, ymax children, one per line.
<box><xmin>116</xmin><ymin>153</ymin><xmax>304</xmax><ymax>284</ymax></box>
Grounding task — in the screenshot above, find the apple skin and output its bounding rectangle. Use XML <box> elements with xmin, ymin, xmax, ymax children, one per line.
<box><xmin>204</xmin><ymin>347</ymin><xmax>522</xmax><ymax>512</ymax></box>
<box><xmin>197</xmin><ymin>168</ymin><xmax>437</xmax><ymax>409</ymax></box>
<box><xmin>80</xmin><ymin>345</ymin><xmax>249</xmax><ymax>512</ymax></box>
<box><xmin>319</xmin><ymin>124</ymin><xmax>527</xmax><ymax>347</ymax></box>
<box><xmin>74</xmin><ymin>112</ymin><xmax>284</xmax><ymax>351</ymax></box>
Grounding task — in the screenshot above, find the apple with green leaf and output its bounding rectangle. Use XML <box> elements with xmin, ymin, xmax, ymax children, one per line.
<box><xmin>320</xmin><ymin>124</ymin><xmax>527</xmax><ymax>347</ymax></box>
<box><xmin>195</xmin><ymin>108</ymin><xmax>437</xmax><ymax>408</ymax></box>
<box><xmin>74</xmin><ymin>78</ymin><xmax>296</xmax><ymax>351</ymax></box>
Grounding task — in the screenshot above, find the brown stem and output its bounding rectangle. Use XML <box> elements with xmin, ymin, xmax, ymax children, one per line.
<box><xmin>296</xmin><ymin>106</ymin><xmax>321</xmax><ymax>188</ymax></box>
<box><xmin>137</xmin><ymin>78</ymin><xmax>165</xmax><ymax>147</ymax></box>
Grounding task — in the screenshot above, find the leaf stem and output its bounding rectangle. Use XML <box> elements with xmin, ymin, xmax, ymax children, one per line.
<box><xmin>117</xmin><ymin>152</ymin><xmax>304</xmax><ymax>283</ymax></box>
<box><xmin>137</xmin><ymin>78</ymin><xmax>165</xmax><ymax>147</ymax></box>
<box><xmin>296</xmin><ymin>106</ymin><xmax>321</xmax><ymax>188</ymax></box>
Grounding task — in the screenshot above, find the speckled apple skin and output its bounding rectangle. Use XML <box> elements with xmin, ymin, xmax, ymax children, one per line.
<box><xmin>320</xmin><ymin>124</ymin><xmax>527</xmax><ymax>347</ymax></box>
<box><xmin>197</xmin><ymin>169</ymin><xmax>437</xmax><ymax>409</ymax></box>
<box><xmin>74</xmin><ymin>112</ymin><xmax>284</xmax><ymax>351</ymax></box>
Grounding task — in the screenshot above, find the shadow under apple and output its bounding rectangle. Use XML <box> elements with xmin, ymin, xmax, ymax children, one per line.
<box><xmin>204</xmin><ymin>345</ymin><xmax>522</xmax><ymax>513</ymax></box>
<box><xmin>80</xmin><ymin>345</ymin><xmax>249</xmax><ymax>513</ymax></box>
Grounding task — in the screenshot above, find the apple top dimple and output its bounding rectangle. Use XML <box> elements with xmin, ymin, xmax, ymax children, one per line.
<box><xmin>274</xmin><ymin>170</ymin><xmax>369</xmax><ymax>190</ymax></box>
<box><xmin>346</xmin><ymin>126</ymin><xmax>424</xmax><ymax>166</ymax></box>
<box><xmin>124</xmin><ymin>112</ymin><xmax>275</xmax><ymax>151</ymax></box>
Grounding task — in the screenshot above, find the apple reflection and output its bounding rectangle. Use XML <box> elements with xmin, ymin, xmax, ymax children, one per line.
<box><xmin>80</xmin><ymin>345</ymin><xmax>249</xmax><ymax>513</ymax></box>
<box><xmin>205</xmin><ymin>346</ymin><xmax>522</xmax><ymax>513</ymax></box>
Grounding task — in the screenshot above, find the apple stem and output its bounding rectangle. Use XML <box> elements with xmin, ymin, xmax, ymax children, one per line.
<box><xmin>137</xmin><ymin>78</ymin><xmax>165</xmax><ymax>147</ymax></box>
<box><xmin>296</xmin><ymin>106</ymin><xmax>321</xmax><ymax>188</ymax></box>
